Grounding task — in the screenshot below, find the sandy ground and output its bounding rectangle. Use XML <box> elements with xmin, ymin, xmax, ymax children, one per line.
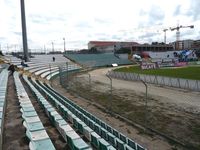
<box><xmin>87</xmin><ymin>68</ymin><xmax>200</xmax><ymax>114</ymax></box>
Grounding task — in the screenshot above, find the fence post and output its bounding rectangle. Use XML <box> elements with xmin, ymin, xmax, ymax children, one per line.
<box><xmin>106</xmin><ymin>74</ymin><xmax>113</xmax><ymax>113</ymax></box>
<box><xmin>177</xmin><ymin>78</ymin><xmax>181</xmax><ymax>88</ymax></box>
<box><xmin>185</xmin><ymin>80</ymin><xmax>189</xmax><ymax>89</ymax></box>
<box><xmin>137</xmin><ymin>74</ymin><xmax>140</xmax><ymax>80</ymax></box>
<box><xmin>66</xmin><ymin>62</ymin><xmax>69</xmax><ymax>87</ymax></box>
<box><xmin>155</xmin><ymin>76</ymin><xmax>158</xmax><ymax>84</ymax></box>
<box><xmin>169</xmin><ymin>78</ymin><xmax>172</xmax><ymax>87</ymax></box>
<box><xmin>141</xmin><ymin>80</ymin><xmax>148</xmax><ymax>133</ymax></box>
<box><xmin>196</xmin><ymin>80</ymin><xmax>199</xmax><ymax>91</ymax></box>
<box><xmin>59</xmin><ymin>67</ymin><xmax>62</xmax><ymax>86</ymax></box>
<box><xmin>86</xmin><ymin>73</ymin><xmax>91</xmax><ymax>90</ymax></box>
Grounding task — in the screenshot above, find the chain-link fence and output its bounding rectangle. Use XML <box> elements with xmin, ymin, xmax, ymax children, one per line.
<box><xmin>59</xmin><ymin>65</ymin><xmax>200</xmax><ymax>149</ymax></box>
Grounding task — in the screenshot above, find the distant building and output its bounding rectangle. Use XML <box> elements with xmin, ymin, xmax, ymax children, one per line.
<box><xmin>131</xmin><ymin>43</ymin><xmax>174</xmax><ymax>53</ymax></box>
<box><xmin>192</xmin><ymin>40</ymin><xmax>200</xmax><ymax>50</ymax></box>
<box><xmin>171</xmin><ymin>39</ymin><xmax>194</xmax><ymax>50</ymax></box>
<box><xmin>88</xmin><ymin>41</ymin><xmax>175</xmax><ymax>54</ymax></box>
<box><xmin>88</xmin><ymin>41</ymin><xmax>138</xmax><ymax>52</ymax></box>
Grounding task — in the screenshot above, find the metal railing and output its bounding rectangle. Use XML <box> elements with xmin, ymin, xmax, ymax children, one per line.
<box><xmin>108</xmin><ymin>71</ymin><xmax>200</xmax><ymax>91</ymax></box>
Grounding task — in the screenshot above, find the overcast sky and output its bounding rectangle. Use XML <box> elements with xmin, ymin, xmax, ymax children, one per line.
<box><xmin>0</xmin><ymin>0</ymin><xmax>200</xmax><ymax>52</ymax></box>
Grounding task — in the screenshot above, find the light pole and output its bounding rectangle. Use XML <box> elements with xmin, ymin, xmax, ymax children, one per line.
<box><xmin>51</xmin><ymin>42</ymin><xmax>54</xmax><ymax>53</ymax></box>
<box><xmin>20</xmin><ymin>0</ymin><xmax>29</xmax><ymax>62</ymax></box>
<box><xmin>63</xmin><ymin>38</ymin><xmax>66</xmax><ymax>51</ymax></box>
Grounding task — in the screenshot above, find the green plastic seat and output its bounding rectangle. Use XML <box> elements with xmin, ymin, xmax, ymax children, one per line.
<box><xmin>91</xmin><ymin>132</ymin><xmax>101</xmax><ymax>148</ymax></box>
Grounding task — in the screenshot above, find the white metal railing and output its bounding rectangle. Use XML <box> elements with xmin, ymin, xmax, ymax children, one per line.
<box><xmin>108</xmin><ymin>71</ymin><xmax>200</xmax><ymax>91</ymax></box>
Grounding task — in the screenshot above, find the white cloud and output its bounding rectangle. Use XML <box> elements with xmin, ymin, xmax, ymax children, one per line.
<box><xmin>0</xmin><ymin>0</ymin><xmax>199</xmax><ymax>52</ymax></box>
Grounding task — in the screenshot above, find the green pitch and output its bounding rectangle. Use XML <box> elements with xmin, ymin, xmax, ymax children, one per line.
<box><xmin>114</xmin><ymin>66</ymin><xmax>200</xmax><ymax>80</ymax></box>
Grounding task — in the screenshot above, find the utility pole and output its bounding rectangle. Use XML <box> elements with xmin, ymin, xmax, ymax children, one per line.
<box><xmin>20</xmin><ymin>0</ymin><xmax>29</xmax><ymax>62</ymax></box>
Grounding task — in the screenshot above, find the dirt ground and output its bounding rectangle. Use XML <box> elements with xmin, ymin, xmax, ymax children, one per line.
<box><xmin>53</xmin><ymin>80</ymin><xmax>176</xmax><ymax>149</ymax></box>
<box><xmin>3</xmin><ymin>75</ymin><xmax>29</xmax><ymax>150</ymax></box>
<box><xmin>3</xmin><ymin>75</ymin><xmax>68</xmax><ymax>149</ymax></box>
<box><xmin>52</xmin><ymin>67</ymin><xmax>200</xmax><ymax>150</ymax></box>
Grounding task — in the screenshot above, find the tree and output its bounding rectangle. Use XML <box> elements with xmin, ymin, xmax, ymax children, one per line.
<box><xmin>0</xmin><ymin>50</ymin><xmax>4</xmax><ymax>56</ymax></box>
<box><xmin>115</xmin><ymin>48</ymin><xmax>131</xmax><ymax>54</ymax></box>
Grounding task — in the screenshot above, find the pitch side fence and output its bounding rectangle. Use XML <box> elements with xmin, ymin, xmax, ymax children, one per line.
<box><xmin>107</xmin><ymin>71</ymin><xmax>200</xmax><ymax>91</ymax></box>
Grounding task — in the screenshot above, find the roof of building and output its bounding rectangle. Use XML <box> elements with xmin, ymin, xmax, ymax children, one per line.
<box><xmin>88</xmin><ymin>41</ymin><xmax>139</xmax><ymax>47</ymax></box>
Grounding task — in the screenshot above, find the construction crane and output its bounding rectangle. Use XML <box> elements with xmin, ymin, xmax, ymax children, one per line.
<box><xmin>163</xmin><ymin>28</ymin><xmax>168</xmax><ymax>44</ymax></box>
<box><xmin>170</xmin><ymin>24</ymin><xmax>194</xmax><ymax>50</ymax></box>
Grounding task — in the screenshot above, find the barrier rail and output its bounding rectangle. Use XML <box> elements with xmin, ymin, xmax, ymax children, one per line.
<box><xmin>108</xmin><ymin>71</ymin><xmax>200</xmax><ymax>91</ymax></box>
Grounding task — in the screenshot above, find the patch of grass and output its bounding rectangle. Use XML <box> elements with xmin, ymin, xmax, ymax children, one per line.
<box><xmin>114</xmin><ymin>66</ymin><xmax>200</xmax><ymax>80</ymax></box>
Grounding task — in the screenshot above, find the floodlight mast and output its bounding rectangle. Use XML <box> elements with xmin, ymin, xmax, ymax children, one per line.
<box><xmin>20</xmin><ymin>0</ymin><xmax>29</xmax><ymax>62</ymax></box>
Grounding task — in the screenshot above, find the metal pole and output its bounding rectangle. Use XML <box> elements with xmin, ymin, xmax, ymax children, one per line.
<box><xmin>141</xmin><ymin>80</ymin><xmax>148</xmax><ymax>132</ymax></box>
<box><xmin>49</xmin><ymin>64</ymin><xmax>52</xmax><ymax>87</ymax></box>
<box><xmin>106</xmin><ymin>74</ymin><xmax>113</xmax><ymax>112</ymax></box>
<box><xmin>59</xmin><ymin>67</ymin><xmax>62</xmax><ymax>86</ymax></box>
<box><xmin>52</xmin><ymin>42</ymin><xmax>54</xmax><ymax>53</ymax></box>
<box><xmin>87</xmin><ymin>73</ymin><xmax>91</xmax><ymax>90</ymax></box>
<box><xmin>66</xmin><ymin>62</ymin><xmax>68</xmax><ymax>87</ymax></box>
<box><xmin>20</xmin><ymin>0</ymin><xmax>29</xmax><ymax>62</ymax></box>
<box><xmin>63</xmin><ymin>38</ymin><xmax>66</xmax><ymax>51</ymax></box>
